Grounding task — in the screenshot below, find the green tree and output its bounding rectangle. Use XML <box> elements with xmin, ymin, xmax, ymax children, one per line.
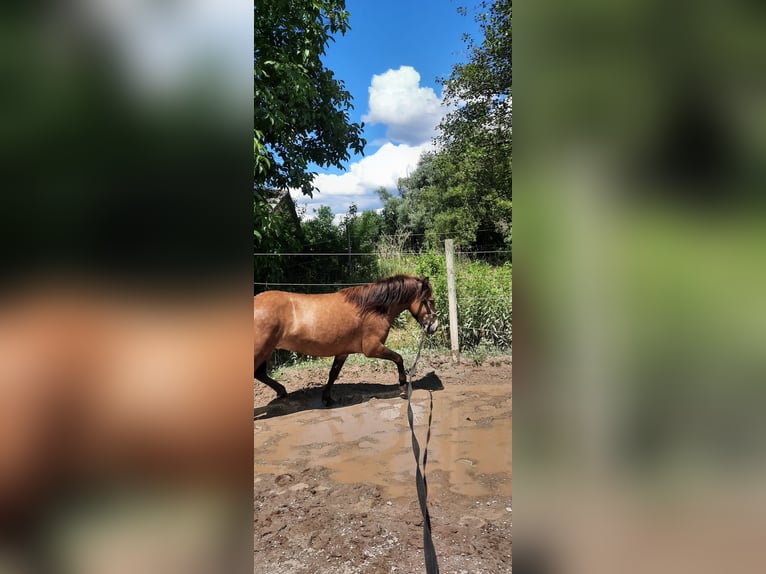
<box><xmin>343</xmin><ymin>205</ymin><xmax>383</xmax><ymax>278</ymax></box>
<box><xmin>386</xmin><ymin>1</ymin><xmax>511</xmax><ymax>253</ymax></box>
<box><xmin>376</xmin><ymin>184</ymin><xmax>427</xmax><ymax>248</ymax></box>
<box><xmin>302</xmin><ymin>205</ymin><xmax>343</xmax><ymax>253</ymax></box>
<box><xmin>353</xmin><ymin>209</ymin><xmax>385</xmax><ymax>253</ymax></box>
<box><xmin>254</xmin><ymin>0</ymin><xmax>366</xmax><ymax>197</ymax></box>
<box><xmin>255</xmin><ymin>1</ymin><xmax>367</xmax><ymax>270</ymax></box>
<box><xmin>444</xmin><ymin>1</ymin><xmax>512</xmax><ymax>147</ymax></box>
<box><xmin>438</xmin><ymin>0</ymin><xmax>512</xmax><ymax>249</ymax></box>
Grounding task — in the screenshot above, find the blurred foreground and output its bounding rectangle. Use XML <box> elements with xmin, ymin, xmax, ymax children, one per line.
<box><xmin>516</xmin><ymin>0</ymin><xmax>766</xmax><ymax>572</ymax></box>
<box><xmin>0</xmin><ymin>0</ymin><xmax>251</xmax><ymax>572</ymax></box>
<box><xmin>0</xmin><ymin>284</ymin><xmax>253</xmax><ymax>574</ymax></box>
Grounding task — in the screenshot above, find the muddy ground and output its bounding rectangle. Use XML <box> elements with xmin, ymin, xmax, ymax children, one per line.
<box><xmin>254</xmin><ymin>355</ymin><xmax>512</xmax><ymax>574</ymax></box>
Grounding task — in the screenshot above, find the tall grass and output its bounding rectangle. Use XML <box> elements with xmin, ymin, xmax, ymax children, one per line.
<box><xmin>378</xmin><ymin>245</ymin><xmax>512</xmax><ymax>351</ymax></box>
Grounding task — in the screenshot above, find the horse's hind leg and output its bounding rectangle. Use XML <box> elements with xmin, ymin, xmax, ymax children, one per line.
<box><xmin>255</xmin><ymin>359</ymin><xmax>287</xmax><ymax>399</ymax></box>
<box><xmin>322</xmin><ymin>354</ymin><xmax>349</xmax><ymax>406</ymax></box>
<box><xmin>363</xmin><ymin>343</ymin><xmax>407</xmax><ymax>386</ymax></box>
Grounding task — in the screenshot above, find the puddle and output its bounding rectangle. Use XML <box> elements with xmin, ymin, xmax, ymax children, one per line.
<box><xmin>254</xmin><ymin>384</ymin><xmax>511</xmax><ymax>499</ymax></box>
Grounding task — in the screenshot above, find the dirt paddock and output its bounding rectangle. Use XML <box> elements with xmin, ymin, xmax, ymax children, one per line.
<box><xmin>254</xmin><ymin>355</ymin><xmax>512</xmax><ymax>574</ymax></box>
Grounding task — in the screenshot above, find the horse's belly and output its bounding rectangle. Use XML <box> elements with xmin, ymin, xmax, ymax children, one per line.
<box><xmin>277</xmin><ymin>331</ymin><xmax>359</xmax><ymax>357</ymax></box>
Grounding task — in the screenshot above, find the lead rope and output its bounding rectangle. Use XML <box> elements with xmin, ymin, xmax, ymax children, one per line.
<box><xmin>406</xmin><ymin>335</ymin><xmax>439</xmax><ymax>574</ymax></box>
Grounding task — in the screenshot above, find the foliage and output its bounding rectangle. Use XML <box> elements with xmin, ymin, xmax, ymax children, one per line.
<box><xmin>413</xmin><ymin>251</ymin><xmax>512</xmax><ymax>349</ymax></box>
<box><xmin>297</xmin><ymin>205</ymin><xmax>348</xmax><ymax>285</ymax></box>
<box><xmin>352</xmin><ymin>209</ymin><xmax>386</xmax><ymax>253</ymax></box>
<box><xmin>302</xmin><ymin>206</ymin><xmax>345</xmax><ymax>253</ymax></box>
<box><xmin>437</xmin><ymin>0</ymin><xmax>512</xmax><ymax>250</ymax></box>
<box><xmin>378</xmin><ymin>1</ymin><xmax>512</xmax><ymax>253</ymax></box>
<box><xmin>254</xmin><ymin>1</ymin><xmax>368</xmax><ymax>275</ymax></box>
<box><xmin>376</xmin><ymin>184</ymin><xmax>427</xmax><ymax>246</ymax></box>
<box><xmin>454</xmin><ymin>261</ymin><xmax>512</xmax><ymax>349</ymax></box>
<box><xmin>376</xmin><ymin>241</ymin><xmax>512</xmax><ymax>350</ymax></box>
<box><xmin>255</xmin><ymin>205</ymin><xmax>387</xmax><ymax>290</ymax></box>
<box><xmin>443</xmin><ymin>1</ymin><xmax>512</xmax><ymax>145</ymax></box>
<box><xmin>254</xmin><ymin>191</ymin><xmax>302</xmax><ymax>250</ymax></box>
<box><xmin>254</xmin><ymin>0</ymin><xmax>366</xmax><ymax>196</ymax></box>
<box><xmin>254</xmin><ymin>187</ymin><xmax>305</xmax><ymax>283</ymax></box>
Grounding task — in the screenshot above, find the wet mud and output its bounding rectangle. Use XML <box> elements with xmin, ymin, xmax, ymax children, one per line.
<box><xmin>254</xmin><ymin>356</ymin><xmax>512</xmax><ymax>574</ymax></box>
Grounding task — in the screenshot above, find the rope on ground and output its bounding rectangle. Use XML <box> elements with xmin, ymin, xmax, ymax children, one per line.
<box><xmin>405</xmin><ymin>338</ymin><xmax>440</xmax><ymax>574</ymax></box>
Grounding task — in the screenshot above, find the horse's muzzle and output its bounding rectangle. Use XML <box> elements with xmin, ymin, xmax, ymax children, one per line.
<box><xmin>423</xmin><ymin>318</ymin><xmax>439</xmax><ymax>335</ymax></box>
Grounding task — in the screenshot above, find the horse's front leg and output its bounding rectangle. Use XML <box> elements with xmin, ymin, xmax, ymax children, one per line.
<box><xmin>363</xmin><ymin>343</ymin><xmax>407</xmax><ymax>386</ymax></box>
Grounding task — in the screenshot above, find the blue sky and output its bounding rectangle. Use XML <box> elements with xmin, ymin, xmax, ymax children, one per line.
<box><xmin>294</xmin><ymin>0</ymin><xmax>482</xmax><ymax>220</ymax></box>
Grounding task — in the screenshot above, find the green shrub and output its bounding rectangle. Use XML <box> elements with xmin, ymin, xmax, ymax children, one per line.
<box><xmin>376</xmin><ymin>246</ymin><xmax>512</xmax><ymax>350</ymax></box>
<box><xmin>450</xmin><ymin>260</ymin><xmax>512</xmax><ymax>350</ymax></box>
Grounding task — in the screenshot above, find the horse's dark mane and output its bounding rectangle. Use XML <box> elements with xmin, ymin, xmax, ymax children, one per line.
<box><xmin>341</xmin><ymin>274</ymin><xmax>430</xmax><ymax>316</ymax></box>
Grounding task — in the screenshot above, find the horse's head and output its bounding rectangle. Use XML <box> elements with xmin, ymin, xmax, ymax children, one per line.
<box><xmin>409</xmin><ymin>276</ymin><xmax>439</xmax><ymax>335</ymax></box>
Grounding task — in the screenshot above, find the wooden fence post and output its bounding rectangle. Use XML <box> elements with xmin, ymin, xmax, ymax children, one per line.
<box><xmin>445</xmin><ymin>239</ymin><xmax>460</xmax><ymax>363</ymax></box>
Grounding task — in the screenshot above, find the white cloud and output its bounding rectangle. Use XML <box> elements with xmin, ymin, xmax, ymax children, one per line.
<box><xmin>292</xmin><ymin>66</ymin><xmax>444</xmax><ymax>220</ymax></box>
<box><xmin>362</xmin><ymin>66</ymin><xmax>444</xmax><ymax>146</ymax></box>
<box><xmin>292</xmin><ymin>141</ymin><xmax>431</xmax><ymax>219</ymax></box>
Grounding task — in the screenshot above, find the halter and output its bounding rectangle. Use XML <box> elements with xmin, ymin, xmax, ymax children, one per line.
<box><xmin>415</xmin><ymin>282</ymin><xmax>437</xmax><ymax>329</ymax></box>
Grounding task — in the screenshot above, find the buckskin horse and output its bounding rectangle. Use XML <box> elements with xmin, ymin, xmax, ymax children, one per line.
<box><xmin>253</xmin><ymin>274</ymin><xmax>439</xmax><ymax>405</ymax></box>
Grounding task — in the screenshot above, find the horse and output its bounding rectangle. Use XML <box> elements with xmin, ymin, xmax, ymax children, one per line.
<box><xmin>253</xmin><ymin>274</ymin><xmax>439</xmax><ymax>405</ymax></box>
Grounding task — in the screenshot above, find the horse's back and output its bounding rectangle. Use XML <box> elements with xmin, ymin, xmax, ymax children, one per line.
<box><xmin>253</xmin><ymin>290</ymin><xmax>341</xmax><ymax>320</ymax></box>
<box><xmin>253</xmin><ymin>290</ymin><xmax>327</xmax><ymax>320</ymax></box>
<box><xmin>253</xmin><ymin>291</ymin><xmax>362</xmax><ymax>357</ymax></box>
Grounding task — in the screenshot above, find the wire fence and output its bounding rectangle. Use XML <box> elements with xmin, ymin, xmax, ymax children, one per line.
<box><xmin>254</xmin><ymin>250</ymin><xmax>511</xmax><ymax>293</ymax></box>
<box><xmin>254</xmin><ymin>248</ymin><xmax>512</xmax><ymax>350</ymax></box>
<box><xmin>253</xmin><ymin>252</ymin><xmax>512</xmax><ymax>300</ymax></box>
<box><xmin>252</xmin><ymin>250</ymin><xmax>511</xmax><ymax>256</ymax></box>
